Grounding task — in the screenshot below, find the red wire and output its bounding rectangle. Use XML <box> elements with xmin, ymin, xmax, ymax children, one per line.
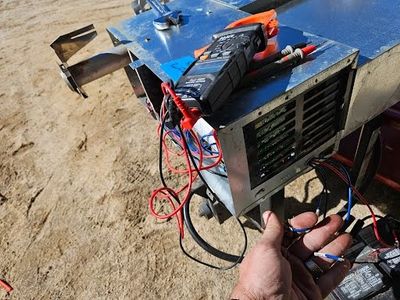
<box><xmin>148</xmin><ymin>142</ymin><xmax>194</xmax><ymax>220</ymax></box>
<box><xmin>0</xmin><ymin>279</ymin><xmax>13</xmax><ymax>293</ymax></box>
<box><xmin>149</xmin><ymin>84</ymin><xmax>222</xmax><ymax>238</ymax></box>
<box><xmin>163</xmin><ymin>130</ymin><xmax>184</xmax><ymax>156</ymax></box>
<box><xmin>316</xmin><ymin>160</ymin><xmax>391</xmax><ymax>248</ymax></box>
<box><xmin>159</xmin><ymin>190</ymin><xmax>185</xmax><ymax>236</ymax></box>
<box><xmin>149</xmin><ymin>129</ymin><xmax>223</xmax><ymax>218</ymax></box>
<box><xmin>149</xmin><ymin>84</ymin><xmax>224</xmax><ymax>237</ymax></box>
<box><xmin>162</xmin><ymin>129</ymin><xmax>222</xmax><ymax>174</ymax></box>
<box><xmin>190</xmin><ymin>130</ymin><xmax>223</xmax><ymax>170</ymax></box>
<box><xmin>150</xmin><ymin>109</ymin><xmax>193</xmax><ymax>236</ymax></box>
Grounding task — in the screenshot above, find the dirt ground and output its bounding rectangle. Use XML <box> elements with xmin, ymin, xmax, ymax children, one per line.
<box><xmin>0</xmin><ymin>0</ymin><xmax>399</xmax><ymax>299</ymax></box>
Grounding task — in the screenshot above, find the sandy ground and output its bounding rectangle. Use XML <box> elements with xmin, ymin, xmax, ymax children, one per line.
<box><xmin>0</xmin><ymin>0</ymin><xmax>399</xmax><ymax>299</ymax></box>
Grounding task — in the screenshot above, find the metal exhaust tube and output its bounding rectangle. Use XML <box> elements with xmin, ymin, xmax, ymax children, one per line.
<box><xmin>66</xmin><ymin>44</ymin><xmax>131</xmax><ymax>87</ymax></box>
<box><xmin>51</xmin><ymin>24</ymin><xmax>131</xmax><ymax>98</ymax></box>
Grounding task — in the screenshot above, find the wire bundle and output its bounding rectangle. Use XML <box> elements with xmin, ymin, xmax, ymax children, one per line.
<box><xmin>149</xmin><ymin>93</ymin><xmax>224</xmax><ymax>238</ymax></box>
<box><xmin>288</xmin><ymin>158</ymin><xmax>396</xmax><ymax>262</ymax></box>
<box><xmin>148</xmin><ymin>83</ymin><xmax>250</xmax><ymax>269</ymax></box>
<box><xmin>310</xmin><ymin>159</ymin><xmax>352</xmax><ymax>222</ymax></box>
<box><xmin>149</xmin><ymin>82</ymin><xmax>395</xmax><ymax>269</ymax></box>
<box><xmin>313</xmin><ymin>159</ymin><xmax>390</xmax><ymax>247</ymax></box>
<box><xmin>310</xmin><ymin>158</ymin><xmax>392</xmax><ymax>248</ymax></box>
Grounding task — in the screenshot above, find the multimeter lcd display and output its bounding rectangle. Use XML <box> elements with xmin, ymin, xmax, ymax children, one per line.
<box><xmin>175</xmin><ymin>23</ymin><xmax>265</xmax><ymax>114</ymax></box>
<box><xmin>187</xmin><ymin>59</ymin><xmax>229</xmax><ymax>76</ymax></box>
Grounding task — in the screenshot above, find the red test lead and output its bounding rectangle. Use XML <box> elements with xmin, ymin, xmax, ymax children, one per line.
<box><xmin>250</xmin><ymin>42</ymin><xmax>308</xmax><ymax>69</ymax></box>
<box><xmin>161</xmin><ymin>82</ymin><xmax>201</xmax><ymax>130</ymax></box>
<box><xmin>241</xmin><ymin>44</ymin><xmax>317</xmax><ymax>87</ymax></box>
<box><xmin>0</xmin><ymin>279</ymin><xmax>13</xmax><ymax>293</ymax></box>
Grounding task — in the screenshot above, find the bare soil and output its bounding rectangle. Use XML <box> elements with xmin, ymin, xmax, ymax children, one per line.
<box><xmin>0</xmin><ymin>1</ymin><xmax>399</xmax><ymax>299</ymax></box>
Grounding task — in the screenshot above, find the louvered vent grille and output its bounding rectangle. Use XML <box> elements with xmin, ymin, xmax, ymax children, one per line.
<box><xmin>243</xmin><ymin>70</ymin><xmax>349</xmax><ymax>189</ymax></box>
<box><xmin>300</xmin><ymin>75</ymin><xmax>342</xmax><ymax>155</ymax></box>
<box><xmin>243</xmin><ymin>100</ymin><xmax>297</xmax><ymax>188</ymax></box>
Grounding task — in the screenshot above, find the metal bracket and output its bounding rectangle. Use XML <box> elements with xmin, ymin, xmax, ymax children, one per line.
<box><xmin>50</xmin><ymin>24</ymin><xmax>97</xmax><ymax>63</ymax></box>
<box><xmin>50</xmin><ymin>24</ymin><xmax>97</xmax><ymax>98</ymax></box>
<box><xmin>58</xmin><ymin>63</ymin><xmax>88</xmax><ymax>98</ymax></box>
<box><xmin>50</xmin><ymin>24</ymin><xmax>131</xmax><ymax>98</ymax></box>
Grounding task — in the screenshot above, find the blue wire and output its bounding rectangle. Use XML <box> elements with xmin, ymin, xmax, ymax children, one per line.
<box><xmin>168</xmin><ymin>128</ymin><xmax>181</xmax><ymax>139</ymax></box>
<box><xmin>346</xmin><ymin>187</ymin><xmax>352</xmax><ymax>223</ymax></box>
<box><xmin>163</xmin><ymin>126</ymin><xmax>200</xmax><ymax>155</ymax></box>
<box><xmin>324</xmin><ymin>253</ymin><xmax>343</xmax><ymax>261</ymax></box>
<box><xmin>337</xmin><ymin>162</ymin><xmax>352</xmax><ymax>223</ymax></box>
<box><xmin>201</xmin><ymin>133</ymin><xmax>214</xmax><ymax>139</ymax></box>
<box><xmin>200</xmin><ymin>133</ymin><xmax>219</xmax><ymax>155</ymax></box>
<box><xmin>290</xmin><ymin>159</ymin><xmax>354</xmax><ymax>239</ymax></box>
<box><xmin>164</xmin><ymin>128</ymin><xmax>182</xmax><ymax>149</ymax></box>
<box><xmin>327</xmin><ymin>159</ymin><xmax>352</xmax><ymax>223</ymax></box>
<box><xmin>290</xmin><ymin>227</ymin><xmax>311</xmax><ymax>233</ymax></box>
<box><xmin>184</xmin><ymin>131</ymin><xmax>199</xmax><ymax>154</ymax></box>
<box><xmin>168</xmin><ymin>129</ymin><xmax>219</xmax><ymax>156</ymax></box>
<box><xmin>314</xmin><ymin>252</ymin><xmax>344</xmax><ymax>262</ymax></box>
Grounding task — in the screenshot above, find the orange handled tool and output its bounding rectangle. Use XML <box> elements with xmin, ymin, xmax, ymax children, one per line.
<box><xmin>194</xmin><ymin>10</ymin><xmax>279</xmax><ymax>60</ymax></box>
<box><xmin>225</xmin><ymin>10</ymin><xmax>278</xmax><ymax>37</ymax></box>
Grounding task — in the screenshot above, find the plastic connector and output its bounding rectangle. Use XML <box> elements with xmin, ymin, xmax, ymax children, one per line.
<box><xmin>180</xmin><ymin>107</ymin><xmax>202</xmax><ymax>130</ymax></box>
<box><xmin>161</xmin><ymin>82</ymin><xmax>201</xmax><ymax>130</ymax></box>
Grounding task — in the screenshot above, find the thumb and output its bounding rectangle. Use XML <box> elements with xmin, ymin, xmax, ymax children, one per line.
<box><xmin>260</xmin><ymin>211</ymin><xmax>284</xmax><ymax>248</ymax></box>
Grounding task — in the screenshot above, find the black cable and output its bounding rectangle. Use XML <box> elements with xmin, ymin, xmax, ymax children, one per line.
<box><xmin>207</xmin><ymin>169</ymin><xmax>228</xmax><ymax>178</ymax></box>
<box><xmin>159</xmin><ymin>110</ymin><xmax>169</xmax><ymax>189</ymax></box>
<box><xmin>326</xmin><ymin>158</ymin><xmax>352</xmax><ymax>184</ymax></box>
<box><xmin>158</xmin><ymin>110</ymin><xmax>181</xmax><ymax>206</ymax></box>
<box><xmin>177</xmin><ymin>124</ymin><xmax>247</xmax><ymax>267</ymax></box>
<box><xmin>191</xmin><ymin>155</ymin><xmax>228</xmax><ymax>178</ymax></box>
<box><xmin>324</xmin><ymin>159</ymin><xmax>356</xmax><ymax>222</ymax></box>
<box><xmin>180</xmin><ymin>196</ymin><xmax>247</xmax><ymax>270</ymax></box>
<box><xmin>314</xmin><ymin>166</ymin><xmax>329</xmax><ymax>219</ymax></box>
<box><xmin>179</xmin><ymin>236</ymin><xmax>224</xmax><ymax>270</ymax></box>
<box><xmin>310</xmin><ymin>158</ymin><xmax>354</xmax><ymax>218</ymax></box>
<box><xmin>177</xmin><ymin>124</ymin><xmax>220</xmax><ymax>202</ymax></box>
<box><xmin>360</xmin><ymin>214</ymin><xmax>384</xmax><ymax>223</ymax></box>
<box><xmin>159</xmin><ymin>96</ymin><xmax>247</xmax><ymax>268</ymax></box>
<box><xmin>308</xmin><ymin>160</ymin><xmax>329</xmax><ymax>219</ymax></box>
<box><xmin>179</xmin><ymin>232</ymin><xmax>245</xmax><ymax>270</ymax></box>
<box><xmin>183</xmin><ymin>191</ymin><xmax>246</xmax><ymax>263</ymax></box>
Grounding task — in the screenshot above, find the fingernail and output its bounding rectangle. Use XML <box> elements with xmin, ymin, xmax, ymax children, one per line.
<box><xmin>263</xmin><ymin>211</ymin><xmax>272</xmax><ymax>227</ymax></box>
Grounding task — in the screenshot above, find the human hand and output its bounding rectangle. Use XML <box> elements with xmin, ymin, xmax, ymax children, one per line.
<box><xmin>231</xmin><ymin>211</ymin><xmax>352</xmax><ymax>300</ymax></box>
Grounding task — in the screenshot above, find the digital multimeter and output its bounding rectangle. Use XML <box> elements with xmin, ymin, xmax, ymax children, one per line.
<box><xmin>174</xmin><ymin>23</ymin><xmax>266</xmax><ymax>115</ymax></box>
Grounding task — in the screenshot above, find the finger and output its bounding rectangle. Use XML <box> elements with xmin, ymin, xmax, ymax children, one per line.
<box><xmin>313</xmin><ymin>233</ymin><xmax>352</xmax><ymax>270</ymax></box>
<box><xmin>260</xmin><ymin>211</ymin><xmax>284</xmax><ymax>248</ymax></box>
<box><xmin>289</xmin><ymin>212</ymin><xmax>318</xmax><ymax>230</ymax></box>
<box><xmin>317</xmin><ymin>260</ymin><xmax>351</xmax><ymax>298</ymax></box>
<box><xmin>284</xmin><ymin>212</ymin><xmax>319</xmax><ymax>248</ymax></box>
<box><xmin>287</xmin><ymin>253</ymin><xmax>322</xmax><ymax>300</ymax></box>
<box><xmin>289</xmin><ymin>215</ymin><xmax>344</xmax><ymax>260</ymax></box>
